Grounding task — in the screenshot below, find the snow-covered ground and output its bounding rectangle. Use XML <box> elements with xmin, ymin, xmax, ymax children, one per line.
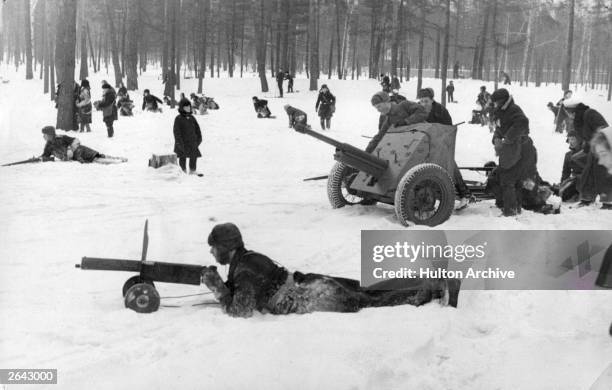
<box><xmin>1</xmin><ymin>66</ymin><xmax>611</xmax><ymax>389</ymax></box>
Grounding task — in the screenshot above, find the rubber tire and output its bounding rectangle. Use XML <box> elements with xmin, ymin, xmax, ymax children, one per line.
<box><xmin>122</xmin><ymin>275</ymin><xmax>155</xmax><ymax>297</ymax></box>
<box><xmin>124</xmin><ymin>283</ymin><xmax>160</xmax><ymax>313</ymax></box>
<box><xmin>327</xmin><ymin>162</ymin><xmax>362</xmax><ymax>208</ymax></box>
<box><xmin>394</xmin><ymin>163</ymin><xmax>455</xmax><ymax>227</ymax></box>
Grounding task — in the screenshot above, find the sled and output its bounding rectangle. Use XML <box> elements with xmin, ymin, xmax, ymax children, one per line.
<box><xmin>75</xmin><ymin>220</ymin><xmax>213</xmax><ymax>313</ymax></box>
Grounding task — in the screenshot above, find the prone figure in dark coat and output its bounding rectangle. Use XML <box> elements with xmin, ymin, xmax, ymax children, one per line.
<box><xmin>39</xmin><ymin>126</ymin><xmax>126</xmax><ymax>164</ymax></box>
<box><xmin>173</xmin><ymin>99</ymin><xmax>203</xmax><ymax>174</ymax></box>
<box><xmin>200</xmin><ymin>223</ymin><xmax>460</xmax><ymax>318</ymax></box>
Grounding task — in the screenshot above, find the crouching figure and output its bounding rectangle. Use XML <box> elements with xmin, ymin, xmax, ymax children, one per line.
<box><xmin>200</xmin><ymin>223</ymin><xmax>460</xmax><ymax>318</ymax></box>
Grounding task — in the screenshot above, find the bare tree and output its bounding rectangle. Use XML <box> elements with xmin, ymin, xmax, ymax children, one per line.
<box><xmin>105</xmin><ymin>0</ymin><xmax>122</xmax><ymax>86</ymax></box>
<box><xmin>24</xmin><ymin>0</ymin><xmax>34</xmax><ymax>79</ymax></box>
<box><xmin>562</xmin><ymin>0</ymin><xmax>575</xmax><ymax>91</ymax></box>
<box><xmin>440</xmin><ymin>0</ymin><xmax>451</xmax><ymax>106</ymax></box>
<box><xmin>125</xmin><ymin>0</ymin><xmax>139</xmax><ymax>89</ymax></box>
<box><xmin>55</xmin><ymin>0</ymin><xmax>77</xmax><ymax>130</ymax></box>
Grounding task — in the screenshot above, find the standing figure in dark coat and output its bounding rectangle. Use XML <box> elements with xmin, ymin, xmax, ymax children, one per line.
<box><xmin>417</xmin><ymin>88</ymin><xmax>471</xmax><ymax>209</ymax></box>
<box><xmin>284</xmin><ymin>104</ymin><xmax>308</xmax><ymax>130</ymax></box>
<box><xmin>453</xmin><ymin>61</ymin><xmax>460</xmax><ymax>79</ymax></box>
<box><xmin>563</xmin><ymin>99</ymin><xmax>611</xmax><ymax>208</ymax></box>
<box><xmin>490</xmin><ymin>88</ymin><xmax>537</xmax><ymax>216</ymax></box>
<box><xmin>391</xmin><ymin>76</ymin><xmax>401</xmax><ymax>91</ymax></box>
<box><xmin>173</xmin><ymin>99</ymin><xmax>203</xmax><ymax>174</ymax></box>
<box><xmin>142</xmin><ymin>89</ymin><xmax>163</xmax><ymax>112</ymax></box>
<box><xmin>315</xmin><ymin>84</ymin><xmax>336</xmax><ymax>130</ymax></box>
<box><xmin>200</xmin><ymin>223</ymin><xmax>460</xmax><ymax>318</ymax></box>
<box><xmin>558</xmin><ymin>130</ymin><xmax>586</xmax><ymax>201</ymax></box>
<box><xmin>252</xmin><ymin>96</ymin><xmax>271</xmax><ymax>118</ymax></box>
<box><xmin>446</xmin><ymin>81</ymin><xmax>455</xmax><ymax>103</ymax></box>
<box><xmin>75</xmin><ymin>79</ymin><xmax>92</xmax><ymax>133</ymax></box>
<box><xmin>117</xmin><ymin>82</ymin><xmax>128</xmax><ymax>98</ymax></box>
<box><xmin>95</xmin><ymin>81</ymin><xmax>118</xmax><ymax>138</ymax></box>
<box><xmin>368</xmin><ymin>91</ymin><xmax>427</xmax><ymax>153</ymax></box>
<box><xmin>276</xmin><ymin>70</ymin><xmax>285</xmax><ymax>97</ymax></box>
<box><xmin>284</xmin><ymin>71</ymin><xmax>294</xmax><ymax>93</ymax></box>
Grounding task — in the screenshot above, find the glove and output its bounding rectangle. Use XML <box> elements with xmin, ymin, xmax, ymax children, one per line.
<box><xmin>201</xmin><ymin>266</ymin><xmax>229</xmax><ymax>300</ymax></box>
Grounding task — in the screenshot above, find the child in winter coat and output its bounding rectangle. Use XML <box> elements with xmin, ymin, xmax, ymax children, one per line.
<box><xmin>315</xmin><ymin>84</ymin><xmax>336</xmax><ymax>130</ymax></box>
<box><xmin>173</xmin><ymin>99</ymin><xmax>203</xmax><ymax>175</ymax></box>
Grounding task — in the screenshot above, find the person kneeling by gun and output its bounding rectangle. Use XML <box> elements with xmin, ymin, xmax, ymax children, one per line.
<box><xmin>39</xmin><ymin>126</ymin><xmax>126</xmax><ymax>164</ymax></box>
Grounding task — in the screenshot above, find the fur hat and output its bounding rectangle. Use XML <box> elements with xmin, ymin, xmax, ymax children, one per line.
<box><xmin>101</xmin><ymin>82</ymin><xmax>111</xmax><ymax>89</ymax></box>
<box><xmin>207</xmin><ymin>223</ymin><xmax>244</xmax><ymax>250</ymax></box>
<box><xmin>417</xmin><ymin>88</ymin><xmax>434</xmax><ymax>99</ymax></box>
<box><xmin>371</xmin><ymin>91</ymin><xmax>390</xmax><ymax>106</ymax></box>
<box><xmin>491</xmin><ymin>88</ymin><xmax>510</xmax><ymax>103</ymax></box>
<box><xmin>143</xmin><ymin>89</ymin><xmax>150</xmax><ymax>94</ymax></box>
<box><xmin>41</xmin><ymin>126</ymin><xmax>56</xmax><ymax>136</ymax></box>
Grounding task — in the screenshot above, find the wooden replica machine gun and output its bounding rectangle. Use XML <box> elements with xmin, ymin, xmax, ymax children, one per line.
<box><xmin>75</xmin><ymin>220</ymin><xmax>214</xmax><ymax>313</ymax></box>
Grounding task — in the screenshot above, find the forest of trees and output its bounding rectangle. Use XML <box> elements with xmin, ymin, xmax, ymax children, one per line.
<box><xmin>1</xmin><ymin>0</ymin><xmax>611</xmax><ymax>108</ymax></box>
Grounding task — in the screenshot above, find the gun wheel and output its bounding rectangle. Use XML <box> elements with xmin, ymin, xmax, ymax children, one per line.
<box><xmin>327</xmin><ymin>162</ymin><xmax>364</xmax><ymax>207</ymax></box>
<box><xmin>122</xmin><ymin>276</ymin><xmax>156</xmax><ymax>297</ymax></box>
<box><xmin>124</xmin><ymin>283</ymin><xmax>160</xmax><ymax>313</ymax></box>
<box><xmin>394</xmin><ymin>163</ymin><xmax>455</xmax><ymax>226</ymax></box>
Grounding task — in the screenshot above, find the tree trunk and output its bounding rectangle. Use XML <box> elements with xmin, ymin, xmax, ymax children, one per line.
<box><xmin>24</xmin><ymin>0</ymin><xmax>33</xmax><ymax>79</ymax></box>
<box><xmin>125</xmin><ymin>0</ymin><xmax>139</xmax><ymax>90</ymax></box>
<box><xmin>334</xmin><ymin>0</ymin><xmax>342</xmax><ymax>79</ymax></box>
<box><xmin>520</xmin><ymin>4</ymin><xmax>534</xmax><ymax>87</ymax></box>
<box><xmin>175</xmin><ymin>0</ymin><xmax>182</xmax><ymax>90</ymax></box>
<box><xmin>434</xmin><ymin>29</ymin><xmax>441</xmax><ymax>79</ymax></box>
<box><xmin>105</xmin><ymin>0</ymin><xmax>122</xmax><ymax>87</ymax></box>
<box><xmin>55</xmin><ymin>0</ymin><xmax>77</xmax><ymax>130</ymax></box>
<box><xmin>86</xmin><ymin>23</ymin><xmax>96</xmax><ymax>73</ymax></box>
<box><xmin>440</xmin><ymin>0</ymin><xmax>450</xmax><ymax>107</ymax></box>
<box><xmin>416</xmin><ymin>4</ymin><xmax>425</xmax><ymax>93</ymax></box>
<box><xmin>390</xmin><ymin>0</ymin><xmax>400</xmax><ymax>78</ymax></box>
<box><xmin>254</xmin><ymin>0</ymin><xmax>268</xmax><ymax>92</ymax></box>
<box><xmin>43</xmin><ymin>0</ymin><xmax>49</xmax><ymax>94</ymax></box>
<box><xmin>78</xmin><ymin>1</ymin><xmax>88</xmax><ymax>80</ymax></box>
<box><xmin>476</xmin><ymin>1</ymin><xmax>490</xmax><ymax>80</ymax></box>
<box><xmin>198</xmin><ymin>0</ymin><xmax>209</xmax><ymax>93</ymax></box>
<box><xmin>492</xmin><ymin>0</ymin><xmax>499</xmax><ymax>90</ymax></box>
<box><xmin>562</xmin><ymin>0</ymin><xmax>574</xmax><ymax>91</ymax></box>
<box><xmin>309</xmin><ymin>0</ymin><xmax>319</xmax><ymax>91</ymax></box>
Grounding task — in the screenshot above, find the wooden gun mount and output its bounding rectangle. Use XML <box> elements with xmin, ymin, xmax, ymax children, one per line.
<box><xmin>296</xmin><ymin>126</ymin><xmax>388</xmax><ymax>179</ymax></box>
<box><xmin>76</xmin><ymin>257</ymin><xmax>207</xmax><ymax>286</ymax></box>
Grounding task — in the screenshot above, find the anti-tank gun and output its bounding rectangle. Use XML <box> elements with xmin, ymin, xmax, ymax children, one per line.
<box><xmin>291</xmin><ymin>122</ymin><xmax>458</xmax><ymax>226</ymax></box>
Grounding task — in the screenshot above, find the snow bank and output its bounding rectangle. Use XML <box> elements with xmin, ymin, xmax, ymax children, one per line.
<box><xmin>0</xmin><ymin>66</ymin><xmax>611</xmax><ymax>389</ymax></box>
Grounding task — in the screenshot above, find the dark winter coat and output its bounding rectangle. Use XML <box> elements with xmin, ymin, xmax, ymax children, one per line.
<box><xmin>368</xmin><ymin>101</ymin><xmax>427</xmax><ymax>153</ymax></box>
<box><xmin>98</xmin><ymin>87</ymin><xmax>118</xmax><ymax>121</ymax></box>
<box><xmin>42</xmin><ymin>135</ymin><xmax>75</xmax><ymax>160</ymax></box>
<box><xmin>173</xmin><ymin>110</ymin><xmax>202</xmax><ymax>159</ymax></box>
<box><xmin>492</xmin><ymin>96</ymin><xmax>530</xmax><ymax>169</ymax></box>
<box><xmin>573</xmin><ymin>104</ymin><xmax>608</xmax><ymax>152</ymax></box>
<box><xmin>446</xmin><ymin>84</ymin><xmax>455</xmax><ymax>94</ymax></box>
<box><xmin>214</xmin><ymin>247</ymin><xmax>449</xmax><ymax>317</ymax></box>
<box><xmin>426</xmin><ymin>101</ymin><xmax>453</xmax><ymax>126</ymax></box>
<box><xmin>477</xmin><ymin>91</ymin><xmax>491</xmax><ymax>108</ymax></box>
<box><xmin>143</xmin><ymin>94</ymin><xmax>163</xmax><ymax>111</ymax></box>
<box><xmin>253</xmin><ymin>98</ymin><xmax>268</xmax><ymax>112</ymax></box>
<box><xmin>220</xmin><ymin>248</ymin><xmax>289</xmax><ymax>317</ymax></box>
<box><xmin>391</xmin><ymin>76</ymin><xmax>401</xmax><ymax>91</ymax></box>
<box><xmin>72</xmin><ymin>145</ymin><xmax>102</xmax><ymax>163</ymax></box>
<box><xmin>315</xmin><ymin>91</ymin><xmax>336</xmax><ymax>119</ymax></box>
<box><xmin>561</xmin><ymin>146</ymin><xmax>585</xmax><ymax>182</ymax></box>
<box><xmin>276</xmin><ymin>71</ymin><xmax>285</xmax><ymax>84</ymax></box>
<box><xmin>286</xmin><ymin>106</ymin><xmax>308</xmax><ymax>128</ymax></box>
<box><xmin>389</xmin><ymin>93</ymin><xmax>406</xmax><ymax>104</ymax></box>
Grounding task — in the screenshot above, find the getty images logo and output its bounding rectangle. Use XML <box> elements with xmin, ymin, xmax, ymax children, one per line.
<box><xmin>552</xmin><ymin>241</ymin><xmax>612</xmax><ymax>285</ymax></box>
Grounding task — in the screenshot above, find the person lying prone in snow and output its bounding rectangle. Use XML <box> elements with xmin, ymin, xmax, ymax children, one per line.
<box><xmin>200</xmin><ymin>223</ymin><xmax>460</xmax><ymax>318</ymax></box>
<box><xmin>40</xmin><ymin>126</ymin><xmax>126</xmax><ymax>164</ymax></box>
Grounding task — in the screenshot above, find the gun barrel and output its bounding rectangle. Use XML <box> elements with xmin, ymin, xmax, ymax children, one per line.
<box><xmin>78</xmin><ymin>257</ymin><xmax>143</xmax><ymax>272</ymax></box>
<box><xmin>297</xmin><ymin>127</ymin><xmax>388</xmax><ymax>178</ymax></box>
